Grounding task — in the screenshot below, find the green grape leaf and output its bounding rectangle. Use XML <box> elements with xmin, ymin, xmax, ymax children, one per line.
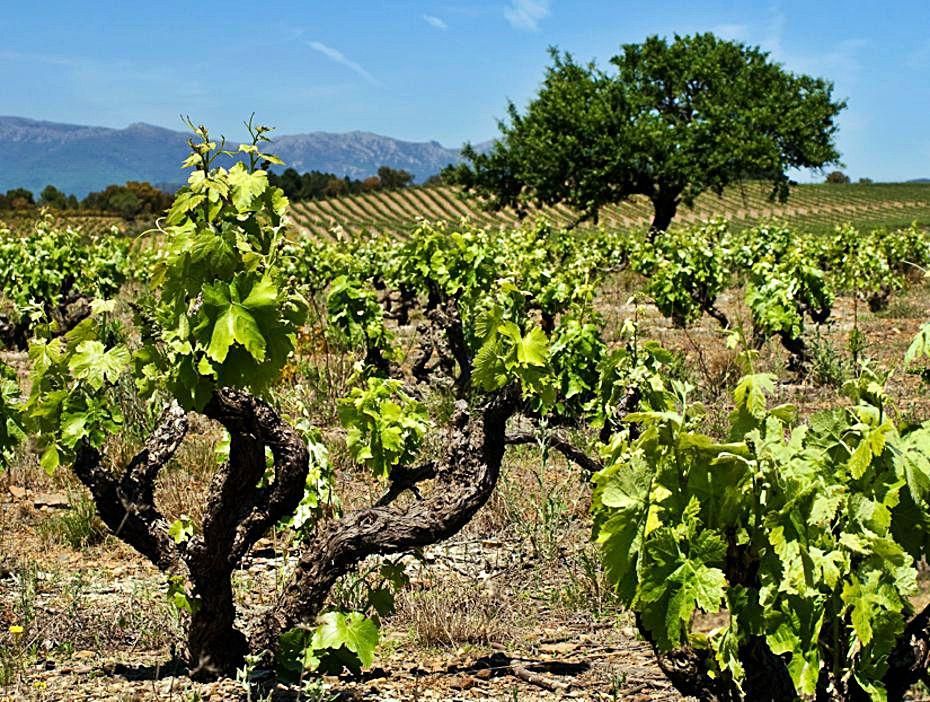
<box><xmin>516</xmin><ymin>327</ymin><xmax>549</xmax><ymax>366</ymax></box>
<box><xmin>69</xmin><ymin>341</ymin><xmax>130</xmax><ymax>390</ymax></box>
<box><xmin>227</xmin><ymin>162</ymin><xmax>268</xmax><ymax>211</ymax></box>
<box><xmin>207</xmin><ymin>304</ymin><xmax>267</xmax><ymax>363</ymax></box>
<box><xmin>168</xmin><ymin>515</ymin><xmax>195</xmax><ymax>544</ymax></box>
<box><xmin>39</xmin><ymin>443</ymin><xmax>61</xmax><ymax>475</ymax></box>
<box><xmin>312</xmin><ymin>611</ymin><xmax>379</xmax><ymax>667</ymax></box>
<box><xmin>905</xmin><ymin>323</ymin><xmax>930</xmax><ymax>363</ymax></box>
<box><xmin>241</xmin><ymin>276</ymin><xmax>278</xmax><ymax>309</ymax></box>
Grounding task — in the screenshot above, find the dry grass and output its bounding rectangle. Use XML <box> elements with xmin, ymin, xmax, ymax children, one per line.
<box><xmin>35</xmin><ymin>492</ymin><xmax>107</xmax><ymax>550</ymax></box>
<box><xmin>395</xmin><ymin>579</ymin><xmax>513</xmax><ymax>648</ymax></box>
<box><xmin>152</xmin><ymin>417</ymin><xmax>223</xmax><ymax>528</ymax></box>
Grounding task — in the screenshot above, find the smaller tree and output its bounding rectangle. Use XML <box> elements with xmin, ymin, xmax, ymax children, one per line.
<box><xmin>323</xmin><ymin>177</ymin><xmax>349</xmax><ymax>197</ymax></box>
<box><xmin>107</xmin><ymin>189</ymin><xmax>142</xmax><ymax>219</ymax></box>
<box><xmin>377</xmin><ymin>166</ymin><xmax>414</xmax><ymax>190</ymax></box>
<box><xmin>361</xmin><ymin>175</ymin><xmax>382</xmax><ymax>192</ymax></box>
<box><xmin>825</xmin><ymin>170</ymin><xmax>851</xmax><ymax>184</ymax></box>
<box><xmin>423</xmin><ymin>172</ymin><xmax>448</xmax><ymax>187</ymax></box>
<box><xmin>39</xmin><ymin>185</ymin><xmax>72</xmax><ymax>209</ymax></box>
<box><xmin>81</xmin><ymin>181</ymin><xmax>173</xmax><ymax>219</ymax></box>
<box><xmin>5</xmin><ymin>187</ymin><xmax>35</xmax><ymax>209</ymax></box>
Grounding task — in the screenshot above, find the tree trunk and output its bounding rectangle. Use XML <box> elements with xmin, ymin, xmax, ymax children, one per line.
<box><xmin>72</xmin><ymin>403</ymin><xmax>188</xmax><ymax>573</ymax></box>
<box><xmin>415</xmin><ymin>297</ymin><xmax>472</xmax><ymax>396</ymax></box>
<box><xmin>183</xmin><ymin>429</ymin><xmax>264</xmax><ymax>678</ymax></box>
<box><xmin>884</xmin><ymin>602</ymin><xmax>930</xmax><ymax>700</ymax></box>
<box><xmin>641</xmin><ymin>601</ymin><xmax>930</xmax><ymax>701</ymax></box>
<box><xmin>540</xmin><ymin>310</ymin><xmax>555</xmax><ymax>335</ymax></box>
<box><xmin>649</xmin><ymin>192</ymin><xmax>680</xmax><ymax>236</ymax></box>
<box><xmin>705</xmin><ymin>305</ymin><xmax>730</xmax><ymax>329</ymax></box>
<box><xmin>637</xmin><ymin>615</ymin><xmax>796</xmax><ymax>702</ymax></box>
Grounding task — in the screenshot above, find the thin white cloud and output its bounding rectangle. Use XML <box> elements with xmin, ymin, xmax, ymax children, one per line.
<box><xmin>504</xmin><ymin>0</ymin><xmax>550</xmax><ymax>31</ymax></box>
<box><xmin>423</xmin><ymin>14</ymin><xmax>448</xmax><ymax>30</ymax></box>
<box><xmin>306</xmin><ymin>40</ymin><xmax>380</xmax><ymax>86</ymax></box>
<box><xmin>0</xmin><ymin>49</ymin><xmax>82</xmax><ymax>68</ymax></box>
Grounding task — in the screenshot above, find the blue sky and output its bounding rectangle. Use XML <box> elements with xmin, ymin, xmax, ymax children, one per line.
<box><xmin>3</xmin><ymin>1</ymin><xmax>929</xmax><ymax>181</ymax></box>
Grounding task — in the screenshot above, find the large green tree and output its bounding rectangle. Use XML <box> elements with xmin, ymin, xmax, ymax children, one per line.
<box><xmin>452</xmin><ymin>33</ymin><xmax>846</xmax><ymax>232</ymax></box>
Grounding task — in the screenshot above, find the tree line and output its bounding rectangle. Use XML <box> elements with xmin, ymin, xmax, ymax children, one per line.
<box><xmin>267</xmin><ymin>164</ymin><xmax>415</xmax><ymax>201</ymax></box>
<box><xmin>0</xmin><ymin>164</ymin><xmax>419</xmax><ymax>221</ymax></box>
<box><xmin>0</xmin><ymin>182</ymin><xmax>173</xmax><ymax>220</ymax></box>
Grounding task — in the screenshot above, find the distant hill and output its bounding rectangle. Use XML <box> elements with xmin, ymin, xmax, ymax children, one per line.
<box><xmin>0</xmin><ymin>116</ymin><xmax>480</xmax><ymax>197</ymax></box>
<box><xmin>908</xmin><ymin>178</ymin><xmax>930</xmax><ymax>183</ymax></box>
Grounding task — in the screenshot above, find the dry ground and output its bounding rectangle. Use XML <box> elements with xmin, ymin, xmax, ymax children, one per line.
<box><xmin>3</xmin><ymin>272</ymin><xmax>930</xmax><ymax>701</ymax></box>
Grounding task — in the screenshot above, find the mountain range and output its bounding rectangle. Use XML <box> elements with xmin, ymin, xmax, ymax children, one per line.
<box><xmin>0</xmin><ymin>116</ymin><xmax>484</xmax><ymax>197</ymax></box>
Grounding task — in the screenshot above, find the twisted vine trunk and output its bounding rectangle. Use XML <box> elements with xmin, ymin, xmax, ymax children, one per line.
<box><xmin>777</xmin><ymin>330</ymin><xmax>810</xmax><ymax>373</ymax></box>
<box><xmin>409</xmin><ymin>297</ymin><xmax>472</xmax><ymax>395</ymax></box>
<box><xmin>187</xmin><ymin>573</ymin><xmax>245</xmax><ymax>679</ymax></box>
<box><xmin>253</xmin><ymin>388</ymin><xmax>519</xmax><ymax>654</ymax></box>
<box><xmin>73</xmin><ymin>389</ymin><xmax>310</xmax><ymax>679</ymax></box>
<box><xmin>636</xmin><ymin>613</ymin><xmax>796</xmax><ymax>702</ymax></box>
<box><xmin>0</xmin><ymin>291</ymin><xmax>91</xmax><ymax>351</ymax></box>
<box><xmin>884</xmin><ymin>602</ymin><xmax>930</xmax><ymax>700</ymax></box>
<box><xmin>185</xmin><ymin>389</ymin><xmax>310</xmax><ymax>678</ymax></box>
<box><xmin>184</xmin><ymin>428</ymin><xmax>265</xmax><ymax>678</ymax></box>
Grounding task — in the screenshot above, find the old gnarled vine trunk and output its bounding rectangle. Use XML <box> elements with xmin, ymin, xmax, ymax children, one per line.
<box><xmin>253</xmin><ymin>388</ymin><xmax>519</xmax><ymax>653</ymax></box>
<box><xmin>73</xmin><ymin>374</ymin><xmax>520</xmax><ymax>679</ymax></box>
<box><xmin>74</xmin><ymin>389</ymin><xmax>310</xmax><ymax>678</ymax></box>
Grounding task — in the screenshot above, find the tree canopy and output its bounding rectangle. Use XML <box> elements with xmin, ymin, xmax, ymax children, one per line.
<box><xmin>268</xmin><ymin>165</ymin><xmax>414</xmax><ymax>202</ymax></box>
<box><xmin>450</xmin><ymin>33</ymin><xmax>846</xmax><ymax>232</ymax></box>
<box><xmin>81</xmin><ymin>181</ymin><xmax>174</xmax><ymax>220</ymax></box>
<box><xmin>826</xmin><ymin>170</ymin><xmax>851</xmax><ymax>184</ymax></box>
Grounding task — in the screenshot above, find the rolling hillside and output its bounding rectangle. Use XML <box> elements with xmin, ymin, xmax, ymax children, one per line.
<box><xmin>287</xmin><ymin>182</ymin><xmax>930</xmax><ymax>240</ymax></box>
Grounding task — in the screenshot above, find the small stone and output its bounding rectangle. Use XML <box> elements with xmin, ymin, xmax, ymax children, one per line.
<box><xmin>33</xmin><ymin>492</ymin><xmax>70</xmax><ymax>509</ymax></box>
<box><xmin>450</xmin><ymin>675</ymin><xmax>475</xmax><ymax>690</ymax></box>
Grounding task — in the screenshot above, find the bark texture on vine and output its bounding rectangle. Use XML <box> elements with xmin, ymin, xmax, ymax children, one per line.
<box><xmin>253</xmin><ymin>386</ymin><xmax>519</xmax><ymax>654</ymax></box>
<box><xmin>884</xmin><ymin>602</ymin><xmax>930</xmax><ymax>701</ymax></box>
<box><xmin>74</xmin><ymin>389</ymin><xmax>311</xmax><ymax>679</ymax></box>
<box><xmin>73</xmin><ymin>401</ymin><xmax>188</xmax><ymax>572</ymax></box>
<box><xmin>504</xmin><ymin>429</ymin><xmax>602</xmax><ymax>476</ymax></box>
<box><xmin>410</xmin><ymin>297</ymin><xmax>472</xmax><ymax>396</ymax></box>
<box><xmin>184</xmin><ymin>388</ymin><xmax>309</xmax><ymax>678</ymax></box>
